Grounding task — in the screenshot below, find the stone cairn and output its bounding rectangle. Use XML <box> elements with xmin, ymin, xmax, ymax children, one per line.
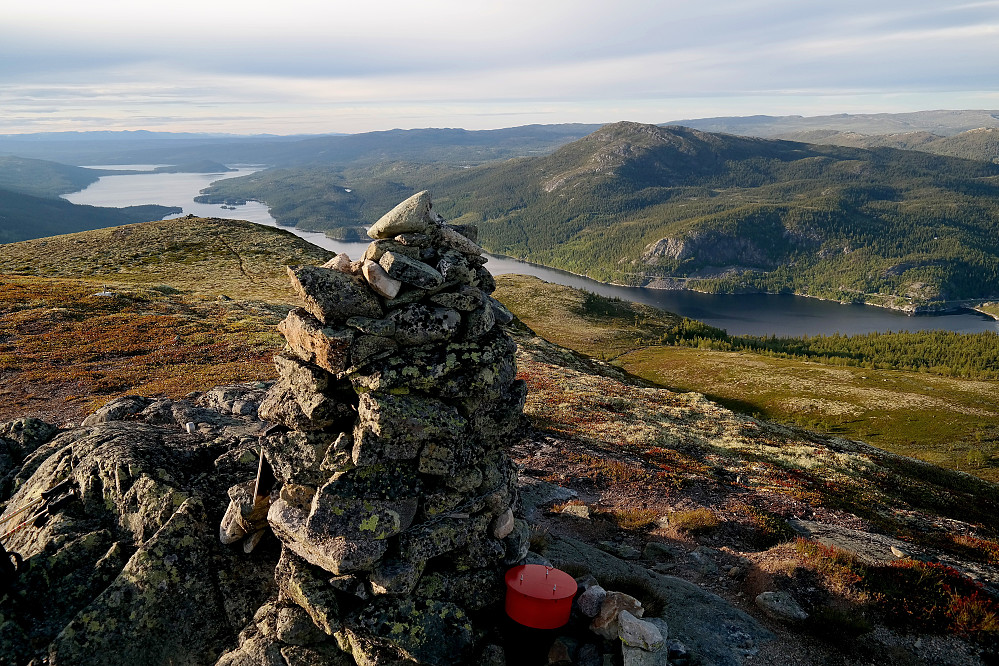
<box><xmin>220</xmin><ymin>191</ymin><xmax>528</xmax><ymax>665</ymax></box>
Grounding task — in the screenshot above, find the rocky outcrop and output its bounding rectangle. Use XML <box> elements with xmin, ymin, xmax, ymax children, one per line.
<box><xmin>0</xmin><ymin>385</ymin><xmax>278</xmax><ymax>666</ymax></box>
<box><xmin>641</xmin><ymin>231</ymin><xmax>771</xmax><ymax>268</ymax></box>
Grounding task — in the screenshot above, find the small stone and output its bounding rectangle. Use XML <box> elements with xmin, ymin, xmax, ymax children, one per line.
<box><xmin>388</xmin><ymin>304</ymin><xmax>461</xmax><ymax>346</ymax></box>
<box><xmin>276</xmin><ymin>604</ymin><xmax>326</xmax><ymax>646</ymax></box>
<box><xmin>561</xmin><ymin>503</ymin><xmax>590</xmax><ymax>519</ymax></box>
<box><xmin>597</xmin><ymin>541</ymin><xmax>641</xmax><ymax>560</ymax></box>
<box><xmin>463</xmin><ymin>297</ymin><xmax>496</xmax><ymax>339</ymax></box>
<box><xmin>369</xmin><ymin>557</ymin><xmax>425</xmax><ymax>596</ymax></box>
<box><xmin>345</xmin><ymin>316</ymin><xmax>395</xmax><ymax>336</ymax></box>
<box><xmin>618</xmin><ymin>610</ymin><xmax>664</xmax><ymax>651</ymax></box>
<box><xmin>488</xmin><ymin>296</ymin><xmax>515</xmax><ymax>325</ymax></box>
<box><xmin>591</xmin><ymin>591</ymin><xmax>643</xmax><ymax>640</ymax></box>
<box><xmin>547</xmin><ymin>635</ymin><xmax>577</xmax><ymax>664</ymax></box>
<box><xmin>394</xmin><ymin>232</ymin><xmax>431</xmax><ymax>247</ymax></box>
<box><xmin>437</xmin><ymin>250</ymin><xmax>476</xmax><ymax>285</ymax></box>
<box><xmin>449</xmin><ymin>223</ymin><xmax>478</xmax><ymax>243</ymax></box>
<box><xmin>436</xmin><ymin>224</ymin><xmax>484</xmax><ymax>256</ymax></box>
<box><xmin>491</xmin><ymin>508</ymin><xmax>515</xmax><ymax>539</ymax></box>
<box><xmin>268</xmin><ymin>499</ymin><xmax>388</xmax><ymax>574</ymax></box>
<box><xmin>642</xmin><ymin>542</ymin><xmax>679</xmax><ymax>562</ymax></box>
<box><xmin>728</xmin><ymin>566</ymin><xmax>742</xmax><ymax>578</ymax></box>
<box><xmin>364</xmin><ymin>239</ymin><xmax>421</xmax><ymax>262</ymax></box>
<box><xmin>503</xmin><ymin>518</ymin><xmax>531</xmax><ymax>564</ymax></box>
<box><xmin>361</xmin><ymin>259</ymin><xmax>402</xmax><ymax>300</ymax></box>
<box><xmin>379</xmin><ymin>251</ymin><xmax>445</xmax><ymax>289</ymax></box>
<box><xmin>577</xmin><ymin>585</ymin><xmax>607</xmax><ymax>618</ymax></box>
<box><xmin>429</xmin><ymin>286</ymin><xmax>483</xmax><ymax>311</ymax></box>
<box><xmin>366</xmin><ymin>190</ymin><xmax>433</xmax><ymax>239</ymax></box>
<box><xmin>348</xmin><ymin>334</ymin><xmax>397</xmax><ymax>367</ymax></box>
<box><xmin>473</xmin><ymin>264</ymin><xmax>497</xmax><ymax>293</ymax></box>
<box><xmin>274</xmin><ymin>548</ymin><xmax>342</xmax><ymax>635</ymax></box>
<box><xmin>754</xmin><ymin>591</ymin><xmax>808</xmax><ymax>623</ymax></box>
<box><xmin>321</xmin><ymin>253</ymin><xmax>352</xmax><ymax>273</ymax></box>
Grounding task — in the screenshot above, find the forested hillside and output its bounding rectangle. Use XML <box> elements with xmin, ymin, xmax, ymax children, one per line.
<box><xmin>0</xmin><ymin>156</ymin><xmax>101</xmax><ymax>198</ymax></box>
<box><xmin>0</xmin><ymin>188</ymin><xmax>179</xmax><ymax>244</ymax></box>
<box><xmin>204</xmin><ymin>122</ymin><xmax>999</xmax><ymax>308</ymax></box>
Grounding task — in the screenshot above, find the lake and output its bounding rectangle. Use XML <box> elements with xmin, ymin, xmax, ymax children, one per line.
<box><xmin>63</xmin><ymin>167</ymin><xmax>999</xmax><ymax>337</ymax></box>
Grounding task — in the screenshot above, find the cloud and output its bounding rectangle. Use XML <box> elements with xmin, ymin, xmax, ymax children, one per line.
<box><xmin>1</xmin><ymin>0</ymin><xmax>997</xmax><ymax>133</ymax></box>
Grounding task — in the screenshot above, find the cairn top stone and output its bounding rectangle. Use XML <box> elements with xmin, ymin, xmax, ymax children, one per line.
<box><xmin>367</xmin><ymin>190</ymin><xmax>433</xmax><ymax>239</ymax></box>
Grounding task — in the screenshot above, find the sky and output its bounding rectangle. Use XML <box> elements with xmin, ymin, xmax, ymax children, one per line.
<box><xmin>2</xmin><ymin>0</ymin><xmax>998</xmax><ymax>135</ymax></box>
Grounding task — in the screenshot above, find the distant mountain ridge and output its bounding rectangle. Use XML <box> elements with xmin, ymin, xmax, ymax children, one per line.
<box><xmin>774</xmin><ymin>127</ymin><xmax>999</xmax><ymax>164</ymax></box>
<box><xmin>0</xmin><ymin>124</ymin><xmax>602</xmax><ymax>167</ymax></box>
<box><xmin>668</xmin><ymin>110</ymin><xmax>999</xmax><ymax>138</ymax></box>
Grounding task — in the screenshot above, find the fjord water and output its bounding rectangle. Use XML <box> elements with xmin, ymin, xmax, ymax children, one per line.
<box><xmin>63</xmin><ymin>167</ymin><xmax>999</xmax><ymax>337</ymax></box>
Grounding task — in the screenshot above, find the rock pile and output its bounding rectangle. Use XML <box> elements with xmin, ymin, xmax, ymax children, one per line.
<box><xmin>220</xmin><ymin>191</ymin><xmax>529</xmax><ymax>665</ymax></box>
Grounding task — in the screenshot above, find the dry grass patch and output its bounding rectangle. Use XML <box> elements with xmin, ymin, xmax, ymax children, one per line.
<box><xmin>666</xmin><ymin>507</ymin><xmax>720</xmax><ymax>535</ymax></box>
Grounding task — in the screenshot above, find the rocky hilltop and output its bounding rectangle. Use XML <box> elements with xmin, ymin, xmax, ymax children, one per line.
<box><xmin>0</xmin><ymin>194</ymin><xmax>768</xmax><ymax>666</ymax></box>
<box><xmin>2</xmin><ymin>200</ymin><xmax>998</xmax><ymax>666</ymax></box>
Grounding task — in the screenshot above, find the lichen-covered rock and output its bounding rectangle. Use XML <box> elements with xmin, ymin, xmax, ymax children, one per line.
<box><xmin>344</xmin><ymin>597</ymin><xmax>476</xmax><ymax>666</ymax></box>
<box><xmin>262</xmin><ymin>431</ymin><xmax>335</xmax><ymax>486</ymax></box>
<box><xmin>353</xmin><ymin>392</ymin><xmax>466</xmax><ymax>464</ymax></box>
<box><xmin>268</xmin><ymin>499</ymin><xmax>388</xmax><ymax>575</ymax></box>
<box><xmin>435</xmin><ymin>250</ymin><xmax>475</xmax><ymax>285</ymax></box>
<box><xmin>413</xmin><ymin>568</ymin><xmax>505</xmax><ymax>612</ymax></box>
<box><xmin>80</xmin><ymin>395</ymin><xmax>154</xmax><ymax>426</ymax></box>
<box><xmin>1</xmin><ymin>417</ymin><xmax>59</xmax><ymax>449</ymax></box>
<box><xmin>47</xmin><ymin>498</ymin><xmax>231</xmax><ymax>666</ymax></box>
<box><xmin>278</xmin><ymin>308</ymin><xmax>355</xmax><ymax>376</ymax></box>
<box><xmin>369</xmin><ymin>557</ymin><xmax>425</xmax><ymax>596</ymax></box>
<box><xmin>287</xmin><ymin>266</ymin><xmax>383</xmax><ymax>325</ymax></box>
<box><xmin>462</xmin><ymin>295</ymin><xmax>496</xmax><ymax>339</ymax></box>
<box><xmin>307</xmin><ymin>492</ymin><xmax>418</xmax><ymax>541</ymax></box>
<box><xmin>379</xmin><ymin>251</ymin><xmax>445</xmax><ymax>290</ymax></box>
<box><xmin>429</xmin><ymin>285</ymin><xmax>484</xmax><ymax>312</ymax></box>
<box><xmin>387</xmin><ymin>304</ymin><xmax>460</xmax><ymax>346</ymax></box>
<box><xmin>274</xmin><ymin>548</ymin><xmax>342</xmax><ymax>636</ymax></box>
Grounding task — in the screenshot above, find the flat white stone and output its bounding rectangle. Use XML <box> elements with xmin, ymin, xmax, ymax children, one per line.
<box><xmin>361</xmin><ymin>259</ymin><xmax>403</xmax><ymax>299</ymax></box>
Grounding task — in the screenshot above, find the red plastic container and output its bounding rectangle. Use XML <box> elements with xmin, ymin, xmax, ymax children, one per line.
<box><xmin>504</xmin><ymin>564</ymin><xmax>578</xmax><ymax>629</ymax></box>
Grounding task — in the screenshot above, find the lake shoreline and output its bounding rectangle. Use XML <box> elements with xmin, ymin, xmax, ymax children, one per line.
<box><xmin>467</xmin><ymin>248</ymin><xmax>999</xmax><ymax>323</ymax></box>
<box><xmin>62</xmin><ymin>167</ymin><xmax>999</xmax><ymax>336</ymax></box>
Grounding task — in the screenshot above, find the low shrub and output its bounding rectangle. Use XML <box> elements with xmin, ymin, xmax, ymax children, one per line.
<box><xmin>667</xmin><ymin>508</ymin><xmax>719</xmax><ymax>534</ymax></box>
